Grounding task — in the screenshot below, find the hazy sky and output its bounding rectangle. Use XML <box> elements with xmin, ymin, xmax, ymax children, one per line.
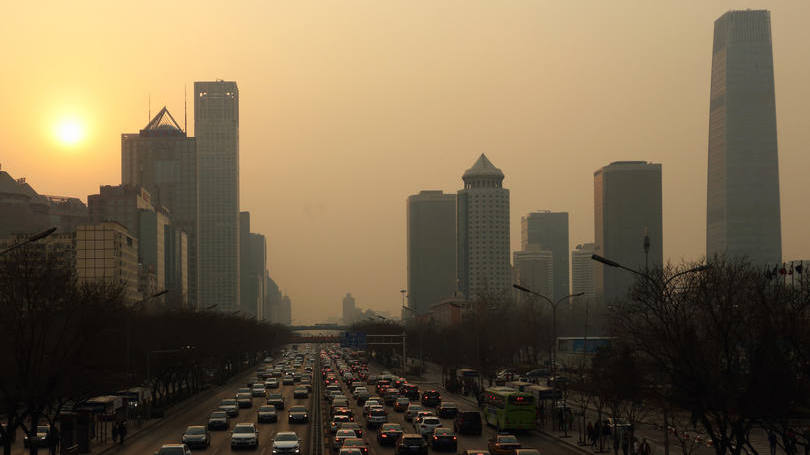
<box><xmin>2</xmin><ymin>1</ymin><xmax>809</xmax><ymax>323</ymax></box>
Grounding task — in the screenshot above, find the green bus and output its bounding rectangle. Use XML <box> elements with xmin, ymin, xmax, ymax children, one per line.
<box><xmin>481</xmin><ymin>386</ymin><xmax>536</xmax><ymax>431</ymax></box>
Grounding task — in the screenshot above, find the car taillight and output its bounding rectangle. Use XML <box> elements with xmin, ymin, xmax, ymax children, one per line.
<box><xmin>453</xmin><ymin>436</ymin><xmax>457</xmax><ymax>440</ymax></box>
<box><xmin>381</xmin><ymin>434</ymin><xmax>387</xmax><ymax>438</ymax></box>
<box><xmin>433</xmin><ymin>436</ymin><xmax>438</xmax><ymax>440</ymax></box>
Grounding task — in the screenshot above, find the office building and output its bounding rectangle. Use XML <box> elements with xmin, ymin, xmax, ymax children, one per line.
<box><xmin>707</xmin><ymin>10</ymin><xmax>781</xmax><ymax>266</ymax></box>
<box><xmin>457</xmin><ymin>154</ymin><xmax>510</xmax><ymax>301</ymax></box>
<box><xmin>195</xmin><ymin>80</ymin><xmax>240</xmax><ymax>311</ymax></box>
<box><xmin>513</xmin><ymin>245</ymin><xmax>554</xmax><ymax>304</ymax></box>
<box><xmin>342</xmin><ymin>293</ymin><xmax>357</xmax><ymax>325</ymax></box>
<box><xmin>594</xmin><ymin>161</ymin><xmax>662</xmax><ymax>303</ymax></box>
<box><xmin>521</xmin><ymin>211</ymin><xmax>569</xmax><ymax>301</ymax></box>
<box><xmin>571</xmin><ymin>243</ymin><xmax>596</xmax><ymax>299</ymax></box>
<box><xmin>407</xmin><ymin>191</ymin><xmax>456</xmax><ymax>314</ymax></box>
<box><xmin>122</xmin><ymin>106</ymin><xmax>199</xmax><ymax>308</ymax></box>
<box><xmin>264</xmin><ymin>273</ymin><xmax>282</xmax><ymax>323</ymax></box>
<box><xmin>76</xmin><ymin>222</ymin><xmax>140</xmax><ymax>302</ymax></box>
<box><xmin>279</xmin><ymin>294</ymin><xmax>292</xmax><ymax>326</ymax></box>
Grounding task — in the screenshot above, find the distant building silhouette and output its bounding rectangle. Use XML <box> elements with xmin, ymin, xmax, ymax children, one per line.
<box><xmin>521</xmin><ymin>211</ymin><xmax>569</xmax><ymax>301</ymax></box>
<box><xmin>342</xmin><ymin>293</ymin><xmax>357</xmax><ymax>325</ymax></box>
<box><xmin>457</xmin><ymin>154</ymin><xmax>510</xmax><ymax>301</ymax></box>
<box><xmin>195</xmin><ymin>80</ymin><xmax>240</xmax><ymax>312</ymax></box>
<box><xmin>707</xmin><ymin>10</ymin><xmax>781</xmax><ymax>266</ymax></box>
<box><xmin>513</xmin><ymin>245</ymin><xmax>554</xmax><ymax>304</ymax></box>
<box><xmin>594</xmin><ymin>161</ymin><xmax>662</xmax><ymax>303</ymax></box>
<box><xmin>239</xmin><ymin>211</ymin><xmax>266</xmax><ymax>319</ymax></box>
<box><xmin>122</xmin><ymin>107</ymin><xmax>199</xmax><ymax>308</ymax></box>
<box><xmin>279</xmin><ymin>294</ymin><xmax>292</xmax><ymax>326</ymax></box>
<box><xmin>407</xmin><ymin>190</ymin><xmax>456</xmax><ymax>314</ymax></box>
<box><xmin>571</xmin><ymin>243</ymin><xmax>595</xmax><ymax>299</ymax></box>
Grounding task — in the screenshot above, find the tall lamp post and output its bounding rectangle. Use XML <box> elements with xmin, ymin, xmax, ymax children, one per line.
<box><xmin>0</xmin><ymin>227</ymin><xmax>56</xmax><ymax>256</ymax></box>
<box><xmin>126</xmin><ymin>289</ymin><xmax>169</xmax><ymax>381</ymax></box>
<box><xmin>589</xmin><ymin>254</ymin><xmax>709</xmax><ymax>455</ymax></box>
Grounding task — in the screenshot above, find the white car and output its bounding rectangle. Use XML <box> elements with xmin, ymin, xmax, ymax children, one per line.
<box><xmin>252</xmin><ymin>385</ymin><xmax>267</xmax><ymax>397</ymax></box>
<box><xmin>272</xmin><ymin>431</ymin><xmax>301</xmax><ymax>454</ymax></box>
<box><xmin>414</xmin><ymin>416</ymin><xmax>441</xmax><ymax>438</ymax></box>
<box><xmin>230</xmin><ymin>423</ymin><xmax>259</xmax><ymax>449</ymax></box>
<box><xmin>352</xmin><ymin>387</ymin><xmax>368</xmax><ymax>398</ymax></box>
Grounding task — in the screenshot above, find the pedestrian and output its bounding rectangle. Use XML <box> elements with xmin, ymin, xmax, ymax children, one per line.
<box><xmin>641</xmin><ymin>438</ymin><xmax>651</xmax><ymax>455</ymax></box>
<box><xmin>613</xmin><ymin>434</ymin><xmax>620</xmax><ymax>455</ymax></box>
<box><xmin>622</xmin><ymin>433</ymin><xmax>630</xmax><ymax>455</ymax></box>
<box><xmin>769</xmin><ymin>431</ymin><xmax>778</xmax><ymax>455</ymax></box>
<box><xmin>588</xmin><ymin>422</ymin><xmax>595</xmax><ymax>447</ymax></box>
<box><xmin>48</xmin><ymin>425</ymin><xmax>59</xmax><ymax>455</ymax></box>
<box><xmin>633</xmin><ymin>437</ymin><xmax>640</xmax><ymax>455</ymax></box>
<box><xmin>112</xmin><ymin>422</ymin><xmax>119</xmax><ymax>444</ymax></box>
<box><xmin>118</xmin><ymin>421</ymin><xmax>127</xmax><ymax>445</ymax></box>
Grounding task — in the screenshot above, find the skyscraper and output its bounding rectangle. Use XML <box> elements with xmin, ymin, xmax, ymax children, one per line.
<box><xmin>594</xmin><ymin>161</ymin><xmax>662</xmax><ymax>303</ymax></box>
<box><xmin>571</xmin><ymin>243</ymin><xmax>595</xmax><ymax>299</ymax></box>
<box><xmin>707</xmin><ymin>10</ymin><xmax>781</xmax><ymax>266</ymax></box>
<box><xmin>122</xmin><ymin>107</ymin><xmax>199</xmax><ymax>308</ymax></box>
<box><xmin>457</xmin><ymin>154</ymin><xmax>510</xmax><ymax>301</ymax></box>
<box><xmin>407</xmin><ymin>190</ymin><xmax>456</xmax><ymax>314</ymax></box>
<box><xmin>342</xmin><ymin>293</ymin><xmax>357</xmax><ymax>325</ymax></box>
<box><xmin>513</xmin><ymin>245</ymin><xmax>553</xmax><ymax>304</ymax></box>
<box><xmin>195</xmin><ymin>81</ymin><xmax>240</xmax><ymax>311</ymax></box>
<box><xmin>521</xmin><ymin>211</ymin><xmax>569</xmax><ymax>301</ymax></box>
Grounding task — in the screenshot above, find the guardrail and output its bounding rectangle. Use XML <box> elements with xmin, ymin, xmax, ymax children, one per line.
<box><xmin>309</xmin><ymin>347</ymin><xmax>325</xmax><ymax>455</ymax></box>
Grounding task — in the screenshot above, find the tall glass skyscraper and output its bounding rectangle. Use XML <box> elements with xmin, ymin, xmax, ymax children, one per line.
<box><xmin>707</xmin><ymin>10</ymin><xmax>781</xmax><ymax>266</ymax></box>
<box><xmin>195</xmin><ymin>80</ymin><xmax>240</xmax><ymax>311</ymax></box>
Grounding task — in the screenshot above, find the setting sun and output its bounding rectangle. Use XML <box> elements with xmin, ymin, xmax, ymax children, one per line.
<box><xmin>54</xmin><ymin>119</ymin><xmax>85</xmax><ymax>146</ymax></box>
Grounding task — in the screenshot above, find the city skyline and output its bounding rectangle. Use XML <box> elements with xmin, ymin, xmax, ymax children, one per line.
<box><xmin>2</xmin><ymin>2</ymin><xmax>809</xmax><ymax>321</ymax></box>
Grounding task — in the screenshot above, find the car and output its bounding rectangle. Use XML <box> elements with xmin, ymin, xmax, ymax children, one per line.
<box><xmin>330</xmin><ymin>415</ymin><xmax>353</xmax><ymax>432</ymax></box>
<box><xmin>339</xmin><ymin>449</ymin><xmax>363</xmax><ymax>455</ymax></box>
<box><xmin>230</xmin><ymin>423</ymin><xmax>259</xmax><ymax>450</ymax></box>
<box><xmin>332</xmin><ymin>407</ymin><xmax>354</xmax><ymax>420</ymax></box>
<box><xmin>258</xmin><ymin>405</ymin><xmax>278</xmax><ymax>423</ymax></box>
<box><xmin>340</xmin><ymin>422</ymin><xmax>364</xmax><ymax>438</ymax></box>
<box><xmin>384</xmin><ymin>388</ymin><xmax>401</xmax><ymax>405</ymax></box>
<box><xmin>272</xmin><ymin>431</ymin><xmax>301</xmax><ymax>454</ymax></box>
<box><xmin>402</xmin><ymin>384</ymin><xmax>420</xmax><ymax>401</ymax></box>
<box><xmin>405</xmin><ymin>403</ymin><xmax>424</xmax><ymax>421</ymax></box>
<box><xmin>220</xmin><ymin>399</ymin><xmax>239</xmax><ymax>417</ymax></box>
<box><xmin>341</xmin><ymin>438</ymin><xmax>369</xmax><ymax>455</ymax></box>
<box><xmin>237</xmin><ymin>392</ymin><xmax>253</xmax><ymax>408</ymax></box>
<box><xmin>437</xmin><ymin>402</ymin><xmax>459</xmax><ymax>418</ymax></box>
<box><xmin>454</xmin><ymin>411</ymin><xmax>482</xmax><ymax>435</ymax></box>
<box><xmin>421</xmin><ymin>390</ymin><xmax>441</xmax><ymax>407</ymax></box>
<box><xmin>333</xmin><ymin>429</ymin><xmax>358</xmax><ymax>451</ymax></box>
<box><xmin>154</xmin><ymin>444</ymin><xmax>192</xmax><ymax>455</ymax></box>
<box><xmin>332</xmin><ymin>399</ymin><xmax>351</xmax><ymax>411</ymax></box>
<box><xmin>367</xmin><ymin>407</ymin><xmax>388</xmax><ymax>428</ymax></box>
<box><xmin>23</xmin><ymin>425</ymin><xmax>50</xmax><ymax>448</ymax></box>
<box><xmin>395</xmin><ymin>434</ymin><xmax>429</xmax><ymax>455</ymax></box>
<box><xmin>181</xmin><ymin>426</ymin><xmax>211</xmax><ymax>449</ymax></box>
<box><xmin>377</xmin><ymin>423</ymin><xmax>404</xmax><ymax>445</ymax></box>
<box><xmin>355</xmin><ymin>389</ymin><xmax>370</xmax><ymax>404</ymax></box>
<box><xmin>282</xmin><ymin>376</ymin><xmax>295</xmax><ymax>385</ymax></box>
<box><xmin>288</xmin><ymin>406</ymin><xmax>309</xmax><ymax>424</ymax></box>
<box><xmin>267</xmin><ymin>393</ymin><xmax>285</xmax><ymax>409</ymax></box>
<box><xmin>514</xmin><ymin>450</ymin><xmax>541</xmax><ymax>455</ymax></box>
<box><xmin>252</xmin><ymin>385</ymin><xmax>267</xmax><ymax>397</ymax></box>
<box><xmin>414</xmin><ymin>416</ymin><xmax>441</xmax><ymax>438</ymax></box>
<box><xmin>237</xmin><ymin>387</ymin><xmax>252</xmax><ymax>395</ymax></box>
<box><xmin>431</xmin><ymin>428</ymin><xmax>457</xmax><ymax>452</ymax></box>
<box><xmin>266</xmin><ymin>379</ymin><xmax>280</xmax><ymax>389</ymax></box>
<box><xmin>460</xmin><ymin>451</ymin><xmax>491</xmax><ymax>455</ymax></box>
<box><xmin>488</xmin><ymin>434</ymin><xmax>521</xmax><ymax>455</ymax></box>
<box><xmin>208</xmin><ymin>410</ymin><xmax>229</xmax><ymax>430</ymax></box>
<box><xmin>394</xmin><ymin>397</ymin><xmax>411</xmax><ymax>412</ymax></box>
<box><xmin>363</xmin><ymin>400</ymin><xmax>381</xmax><ymax>416</ymax></box>
<box><xmin>293</xmin><ymin>387</ymin><xmax>309</xmax><ymax>399</ymax></box>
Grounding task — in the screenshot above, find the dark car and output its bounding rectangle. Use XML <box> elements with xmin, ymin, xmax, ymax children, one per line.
<box><xmin>383</xmin><ymin>388</ymin><xmax>401</xmax><ymax>405</ymax></box>
<box><xmin>420</xmin><ymin>390</ymin><xmax>441</xmax><ymax>407</ymax></box>
<box><xmin>396</xmin><ymin>434</ymin><xmax>429</xmax><ymax>455</ymax></box>
<box><xmin>23</xmin><ymin>425</ymin><xmax>50</xmax><ymax>448</ymax></box>
<box><xmin>257</xmin><ymin>405</ymin><xmax>278</xmax><ymax>423</ymax></box>
<box><xmin>293</xmin><ymin>387</ymin><xmax>309</xmax><ymax>399</ymax></box>
<box><xmin>437</xmin><ymin>402</ymin><xmax>459</xmax><ymax>419</ymax></box>
<box><xmin>208</xmin><ymin>411</ymin><xmax>230</xmax><ymax>430</ymax></box>
<box><xmin>402</xmin><ymin>384</ymin><xmax>420</xmax><ymax>401</ymax></box>
<box><xmin>267</xmin><ymin>393</ymin><xmax>285</xmax><ymax>409</ymax></box>
<box><xmin>431</xmin><ymin>428</ymin><xmax>457</xmax><ymax>452</ymax></box>
<box><xmin>394</xmin><ymin>397</ymin><xmax>411</xmax><ymax>412</ymax></box>
<box><xmin>181</xmin><ymin>426</ymin><xmax>210</xmax><ymax>450</ymax></box>
<box><xmin>454</xmin><ymin>411</ymin><xmax>483</xmax><ymax>435</ymax></box>
<box><xmin>377</xmin><ymin>423</ymin><xmax>404</xmax><ymax>445</ymax></box>
<box><xmin>236</xmin><ymin>392</ymin><xmax>253</xmax><ymax>409</ymax></box>
<box><xmin>341</xmin><ymin>438</ymin><xmax>369</xmax><ymax>455</ymax></box>
<box><xmin>288</xmin><ymin>405</ymin><xmax>309</xmax><ymax>424</ymax></box>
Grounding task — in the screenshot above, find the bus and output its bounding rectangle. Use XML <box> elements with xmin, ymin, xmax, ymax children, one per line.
<box><xmin>481</xmin><ymin>387</ymin><xmax>536</xmax><ymax>431</ymax></box>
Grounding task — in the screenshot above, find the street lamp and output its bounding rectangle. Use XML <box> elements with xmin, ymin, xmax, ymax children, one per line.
<box><xmin>0</xmin><ymin>227</ymin><xmax>57</xmax><ymax>256</ymax></box>
<box><xmin>126</xmin><ymin>289</ymin><xmax>169</xmax><ymax>380</ymax></box>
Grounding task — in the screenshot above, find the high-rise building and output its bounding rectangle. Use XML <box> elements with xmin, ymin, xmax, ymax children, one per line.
<box><xmin>247</xmin><ymin>232</ymin><xmax>266</xmax><ymax>320</ymax></box>
<box><xmin>457</xmin><ymin>154</ymin><xmax>510</xmax><ymax>301</ymax></box>
<box><xmin>513</xmin><ymin>245</ymin><xmax>554</xmax><ymax>305</ymax></box>
<box><xmin>571</xmin><ymin>243</ymin><xmax>596</xmax><ymax>299</ymax></box>
<box><xmin>342</xmin><ymin>293</ymin><xmax>357</xmax><ymax>325</ymax></box>
<box><xmin>76</xmin><ymin>222</ymin><xmax>140</xmax><ymax>302</ymax></box>
<box><xmin>239</xmin><ymin>211</ymin><xmax>253</xmax><ymax>316</ymax></box>
<box><xmin>264</xmin><ymin>273</ymin><xmax>282</xmax><ymax>323</ymax></box>
<box><xmin>521</xmin><ymin>211</ymin><xmax>569</xmax><ymax>301</ymax></box>
<box><xmin>407</xmin><ymin>191</ymin><xmax>456</xmax><ymax>314</ymax></box>
<box><xmin>122</xmin><ymin>107</ymin><xmax>199</xmax><ymax>308</ymax></box>
<box><xmin>594</xmin><ymin>161</ymin><xmax>662</xmax><ymax>303</ymax></box>
<box><xmin>707</xmin><ymin>10</ymin><xmax>781</xmax><ymax>266</ymax></box>
<box><xmin>279</xmin><ymin>294</ymin><xmax>292</xmax><ymax>325</ymax></box>
<box><xmin>195</xmin><ymin>80</ymin><xmax>240</xmax><ymax>311</ymax></box>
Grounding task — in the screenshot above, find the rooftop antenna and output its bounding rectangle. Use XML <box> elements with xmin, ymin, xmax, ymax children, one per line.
<box><xmin>184</xmin><ymin>84</ymin><xmax>187</xmax><ymax>134</ymax></box>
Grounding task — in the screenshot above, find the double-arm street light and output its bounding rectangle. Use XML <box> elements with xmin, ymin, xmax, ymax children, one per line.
<box><xmin>0</xmin><ymin>227</ymin><xmax>57</xmax><ymax>256</ymax></box>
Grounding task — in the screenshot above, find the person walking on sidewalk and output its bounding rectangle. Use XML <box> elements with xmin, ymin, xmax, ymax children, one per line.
<box><xmin>769</xmin><ymin>431</ymin><xmax>779</xmax><ymax>455</ymax></box>
<box><xmin>112</xmin><ymin>422</ymin><xmax>119</xmax><ymax>444</ymax></box>
<box><xmin>621</xmin><ymin>433</ymin><xmax>630</xmax><ymax>455</ymax></box>
<box><xmin>118</xmin><ymin>421</ymin><xmax>127</xmax><ymax>445</ymax></box>
<box><xmin>641</xmin><ymin>438</ymin><xmax>651</xmax><ymax>455</ymax></box>
<box><xmin>587</xmin><ymin>422</ymin><xmax>595</xmax><ymax>447</ymax></box>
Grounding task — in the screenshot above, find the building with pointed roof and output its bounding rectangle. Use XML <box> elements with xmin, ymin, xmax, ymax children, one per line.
<box><xmin>457</xmin><ymin>154</ymin><xmax>511</xmax><ymax>301</ymax></box>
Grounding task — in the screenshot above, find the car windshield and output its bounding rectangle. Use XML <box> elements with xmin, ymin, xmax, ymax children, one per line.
<box><xmin>408</xmin><ymin>405</ymin><xmax>422</xmax><ymax>411</ymax></box>
<box><xmin>435</xmin><ymin>429</ymin><xmax>453</xmax><ymax>435</ymax></box>
<box><xmin>442</xmin><ymin>402</ymin><xmax>457</xmax><ymax>408</ymax></box>
<box><xmin>499</xmin><ymin>435</ymin><xmax>519</xmax><ymax>444</ymax></box>
<box><xmin>423</xmin><ymin>417</ymin><xmax>440</xmax><ymax>425</ymax></box>
<box><xmin>371</xmin><ymin>409</ymin><xmax>386</xmax><ymax>416</ymax></box>
<box><xmin>337</xmin><ymin>430</ymin><xmax>356</xmax><ymax>437</ymax></box>
<box><xmin>186</xmin><ymin>427</ymin><xmax>205</xmax><ymax>435</ymax></box>
<box><xmin>269</xmin><ymin>394</ymin><xmax>282</xmax><ymax>399</ymax></box>
<box><xmin>276</xmin><ymin>433</ymin><xmax>298</xmax><ymax>442</ymax></box>
<box><xmin>222</xmin><ymin>399</ymin><xmax>236</xmax><ymax>405</ymax></box>
<box><xmin>382</xmin><ymin>424</ymin><xmax>402</xmax><ymax>431</ymax></box>
<box><xmin>158</xmin><ymin>448</ymin><xmax>185</xmax><ymax>455</ymax></box>
<box><xmin>403</xmin><ymin>438</ymin><xmax>423</xmax><ymax>445</ymax></box>
<box><xmin>290</xmin><ymin>406</ymin><xmax>306</xmax><ymax>412</ymax></box>
<box><xmin>259</xmin><ymin>406</ymin><xmax>275</xmax><ymax>412</ymax></box>
<box><xmin>238</xmin><ymin>388</ymin><xmax>250</xmax><ymax>393</ymax></box>
<box><xmin>343</xmin><ymin>439</ymin><xmax>365</xmax><ymax>447</ymax></box>
<box><xmin>37</xmin><ymin>426</ymin><xmax>49</xmax><ymax>433</ymax></box>
<box><xmin>234</xmin><ymin>425</ymin><xmax>254</xmax><ymax>433</ymax></box>
<box><xmin>211</xmin><ymin>412</ymin><xmax>226</xmax><ymax>418</ymax></box>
